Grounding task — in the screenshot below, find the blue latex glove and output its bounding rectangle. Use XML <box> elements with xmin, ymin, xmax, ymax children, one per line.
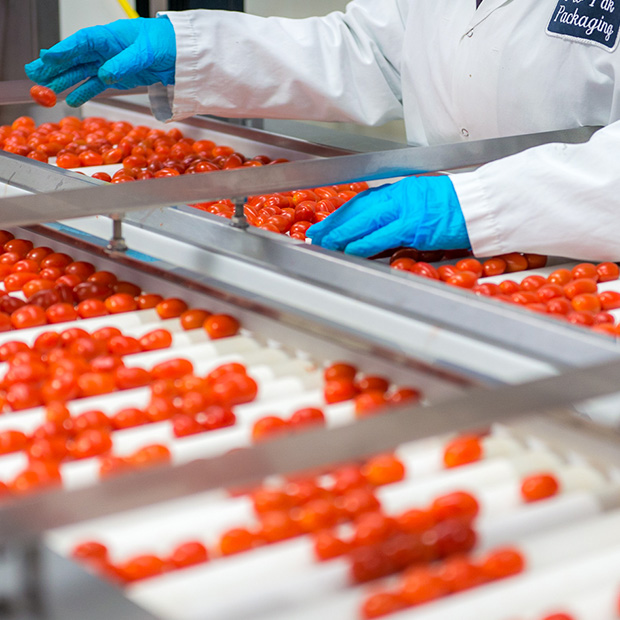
<box><xmin>307</xmin><ymin>175</ymin><xmax>470</xmax><ymax>257</ymax></box>
<box><xmin>24</xmin><ymin>17</ymin><xmax>176</xmax><ymax>107</ymax></box>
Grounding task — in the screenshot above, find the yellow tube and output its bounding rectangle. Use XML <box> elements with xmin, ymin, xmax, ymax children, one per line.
<box><xmin>117</xmin><ymin>0</ymin><xmax>139</xmax><ymax>19</ymax></box>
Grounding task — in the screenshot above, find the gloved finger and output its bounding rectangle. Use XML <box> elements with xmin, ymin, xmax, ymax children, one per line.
<box><xmin>39</xmin><ymin>26</ymin><xmax>111</xmax><ymax>65</ymax></box>
<box><xmin>45</xmin><ymin>63</ymin><xmax>101</xmax><ymax>94</ymax></box>
<box><xmin>307</xmin><ymin>184</ymin><xmax>393</xmax><ymax>245</ymax></box>
<box><xmin>98</xmin><ymin>42</ymin><xmax>152</xmax><ymax>85</ymax></box>
<box><xmin>319</xmin><ymin>195</ymin><xmax>396</xmax><ymax>251</ymax></box>
<box><xmin>343</xmin><ymin>220</ymin><xmax>406</xmax><ymax>257</ymax></box>
<box><xmin>24</xmin><ymin>58</ymin><xmax>61</xmax><ymax>84</ymax></box>
<box><xmin>64</xmin><ymin>76</ymin><xmax>107</xmax><ymax>107</ymax></box>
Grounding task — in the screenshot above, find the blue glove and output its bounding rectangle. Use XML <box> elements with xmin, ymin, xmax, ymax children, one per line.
<box><xmin>307</xmin><ymin>175</ymin><xmax>470</xmax><ymax>257</ymax></box>
<box><xmin>24</xmin><ymin>17</ymin><xmax>176</xmax><ymax>107</ymax></box>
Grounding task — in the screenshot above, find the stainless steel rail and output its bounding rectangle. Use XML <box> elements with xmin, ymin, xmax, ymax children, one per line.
<box><xmin>2</xmin><ymin>358</ymin><xmax>620</xmax><ymax>543</ymax></box>
<box><xmin>0</xmin><ymin>126</ymin><xmax>599</xmax><ymax>226</ymax></box>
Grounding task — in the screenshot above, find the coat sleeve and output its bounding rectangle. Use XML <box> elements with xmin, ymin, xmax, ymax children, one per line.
<box><xmin>450</xmin><ymin>122</ymin><xmax>620</xmax><ymax>262</ymax></box>
<box><xmin>148</xmin><ymin>2</ymin><xmax>406</xmax><ymax>125</ymax></box>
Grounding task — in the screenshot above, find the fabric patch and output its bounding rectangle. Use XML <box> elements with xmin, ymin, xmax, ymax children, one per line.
<box><xmin>547</xmin><ymin>0</ymin><xmax>620</xmax><ymax>51</ymax></box>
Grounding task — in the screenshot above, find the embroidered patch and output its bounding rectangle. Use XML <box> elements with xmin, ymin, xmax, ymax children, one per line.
<box><xmin>547</xmin><ymin>0</ymin><xmax>620</xmax><ymax>51</ymax></box>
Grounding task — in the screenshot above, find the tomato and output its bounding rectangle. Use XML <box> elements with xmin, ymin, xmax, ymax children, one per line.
<box><xmin>324</xmin><ymin>362</ymin><xmax>357</xmax><ymax>382</ymax></box>
<box><xmin>571</xmin><ymin>262</ymin><xmax>598</xmax><ymax>281</ymax></box>
<box><xmin>571</xmin><ymin>293</ymin><xmax>601</xmax><ymax>313</ymax></box>
<box><xmin>520</xmin><ymin>274</ymin><xmax>547</xmax><ymax>291</ymax></box>
<box><xmin>479</xmin><ymin>258</ymin><xmax>505</xmax><ymax>277</ymax></box>
<box><xmin>59</xmin><ymin>327</ymin><xmax>89</xmax><ymax>347</ymax></box>
<box><xmin>71</xmin><ymin>541</ymin><xmax>109</xmax><ymax>563</ymax></box>
<box><xmin>0</xmin><ymin>312</ymin><xmax>12</xmax><ymax>332</ymax></box>
<box><xmin>207</xmin><ymin>363</ymin><xmax>247</xmax><ymax>383</ymax></box>
<box><xmin>26</xmin><ymin>246</ymin><xmax>53</xmax><ymax>263</ymax></box>
<box><xmin>104</xmin><ymin>293</ymin><xmax>137</xmax><ymax>314</ymax></box>
<box><xmin>548</xmin><ymin>268</ymin><xmax>573</xmax><ymax>286</ymax></box>
<box><xmin>455</xmin><ymin>258</ymin><xmax>483</xmax><ymax>277</ymax></box>
<box><xmin>399</xmin><ymin>568</ymin><xmax>447</xmax><ymax>605</ymax></box>
<box><xmin>521</xmin><ymin>473</ymin><xmax>559</xmax><ymax>502</ymax></box>
<box><xmin>498</xmin><ymin>252</ymin><xmax>528</xmax><ymax>273</ymax></box>
<box><xmin>22</xmin><ymin>278</ymin><xmax>56</xmax><ymax>300</ymax></box>
<box><xmin>74</xmin><ymin>281</ymin><xmax>114</xmax><ymax>301</ymax></box>
<box><xmin>114</xmin><ymin>366</ymin><xmax>151</xmax><ymax>390</ymax></box>
<box><xmin>28</xmin><ymin>436</ymin><xmax>69</xmax><ymax>462</ymax></box>
<box><xmin>39</xmin><ymin>267</ymin><xmax>63</xmax><ymax>281</ymax></box>
<box><xmin>76</xmin><ymin>299</ymin><xmax>108</xmax><ymax>318</ymax></box>
<box><xmin>45</xmin><ymin>302</ymin><xmax>78</xmax><ymax>324</ymax></box>
<box><xmin>443</xmin><ymin>435</ymin><xmax>483</xmax><ymax>468</ymax></box>
<box><xmin>108</xmin><ymin>335</ymin><xmax>142</xmax><ymax>356</ymax></box>
<box><xmin>437</xmin><ymin>265</ymin><xmax>459</xmax><ymax>281</ymax></box>
<box><xmin>354</xmin><ymin>390</ymin><xmax>388</xmax><ymax>417</ymax></box>
<box><xmin>536</xmin><ymin>284</ymin><xmax>564</xmax><ymax>303</ymax></box>
<box><xmin>219</xmin><ymin>528</ymin><xmax>257</xmax><ymax>556</ymax></box>
<box><xmin>396</xmin><ymin>508</ymin><xmax>435</xmax><ymax>534</ymax></box>
<box><xmin>597</xmin><ymin>261</ymin><xmax>620</xmax><ymax>282</ymax></box>
<box><xmin>56</xmin><ymin>152</ymin><xmax>81</xmax><ymax>169</ymax></box>
<box><xmin>313</xmin><ymin>530</ymin><xmax>349</xmax><ymax>561</ymax></box>
<box><xmin>78</xmin><ymin>150</ymin><xmax>104</xmax><ymax>167</ymax></box>
<box><xmin>155</xmin><ymin>298</ymin><xmax>188</xmax><ymax>319</ymax></box>
<box><xmin>324</xmin><ymin>378</ymin><xmax>358</xmax><ymax>404</ymax></box>
<box><xmin>114</xmin><ymin>281</ymin><xmax>141</xmax><ymax>297</ymax></box>
<box><xmin>91</xmin><ymin>172</ymin><xmax>112</xmax><ymax>182</ymax></box>
<box><xmin>180</xmin><ymin>308</ymin><xmax>211</xmax><ymax>330</ymax></box>
<box><xmin>499</xmin><ymin>280</ymin><xmax>520</xmax><ymax>295</ymax></box>
<box><xmin>111</xmin><ymin>407</ymin><xmax>148</xmax><ymax>430</ymax></box>
<box><xmin>251</xmin><ymin>416</ymin><xmax>289</xmax><ymax>442</ymax></box>
<box><xmin>136</xmin><ymin>293</ymin><xmax>164</xmax><ymax>309</ymax></box>
<box><xmin>446</xmin><ymin>271</ymin><xmax>478</xmax><ymax>289</ymax></box>
<box><xmin>41</xmin><ymin>253</ymin><xmax>72</xmax><ymax>270</ymax></box>
<box><xmin>139</xmin><ymin>328</ymin><xmax>173</xmax><ymax>351</ymax></box>
<box><xmin>203</xmin><ymin>314</ymin><xmax>240</xmax><ymax>339</ymax></box>
<box><xmin>4</xmin><ymin>271</ymin><xmax>39</xmax><ymax>292</ymax></box>
<box><xmin>599</xmin><ymin>290</ymin><xmax>620</xmax><ymax>310</ymax></box>
<box><xmin>524</xmin><ymin>253</ymin><xmax>547</xmax><ymax>269</ymax></box>
<box><xmin>480</xmin><ymin>547</ymin><xmax>525</xmax><ymax>580</ymax></box>
<box><xmin>411</xmin><ymin>262</ymin><xmax>440</xmax><ymax>280</ymax></box>
<box><xmin>430</xmin><ymin>491</ymin><xmax>479</xmax><ymax>523</ymax></box>
<box><xmin>128</xmin><ymin>444</ymin><xmax>171</xmax><ymax>468</ymax></box>
<box><xmin>11</xmin><ymin>304</ymin><xmax>47</xmax><ymax>329</ymax></box>
<box><xmin>151</xmin><ymin>358</ymin><xmax>194</xmax><ymax>381</ymax></box>
<box><xmin>564</xmin><ymin>278</ymin><xmax>598</xmax><ymax>299</ymax></box>
<box><xmin>362</xmin><ymin>454</ymin><xmax>405</xmax><ymax>486</ymax></box>
<box><xmin>435</xmin><ymin>555</ymin><xmax>484</xmax><ymax>593</ymax></box>
<box><xmin>0</xmin><ymin>429</ymin><xmax>29</xmax><ymax>454</ymax></box>
<box><xmin>4</xmin><ymin>239</ymin><xmax>34</xmax><ymax>257</ymax></box>
<box><xmin>546</xmin><ymin>297</ymin><xmax>572</xmax><ymax>315</ymax></box>
<box><xmin>73</xmin><ymin>410</ymin><xmax>111</xmax><ymax>433</ymax></box>
<box><xmin>12</xmin><ymin>258</ymin><xmax>41</xmax><ymax>273</ymax></box>
<box><xmin>78</xmin><ymin>372</ymin><xmax>115</xmax><ymax>397</ymax></box>
<box><xmin>472</xmin><ymin>282</ymin><xmax>501</xmax><ymax>296</ymax></box>
<box><xmin>289</xmin><ymin>407</ymin><xmax>325</xmax><ymax>429</ymax></box>
<box><xmin>170</xmin><ymin>541</ymin><xmax>208</xmax><ymax>569</ymax></box>
<box><xmin>10</xmin><ymin>461</ymin><xmax>62</xmax><ymax>495</ymax></box>
<box><xmin>389</xmin><ymin>387</ymin><xmax>422</xmax><ymax>405</ymax></box>
<box><xmin>118</xmin><ymin>555</ymin><xmax>165</xmax><ymax>583</ymax></box>
<box><xmin>351</xmin><ymin>510</ymin><xmax>395</xmax><ymax>547</ymax></box>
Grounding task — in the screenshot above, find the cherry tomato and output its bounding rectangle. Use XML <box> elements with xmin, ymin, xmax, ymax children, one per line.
<box><xmin>446</xmin><ymin>271</ymin><xmax>478</xmax><ymax>289</ymax></box>
<box><xmin>252</xmin><ymin>416</ymin><xmax>289</xmax><ymax>442</ymax></box>
<box><xmin>435</xmin><ymin>555</ymin><xmax>484</xmax><ymax>593</ymax></box>
<box><xmin>564</xmin><ymin>278</ymin><xmax>598</xmax><ymax>299</ymax></box>
<box><xmin>362</xmin><ymin>454</ymin><xmax>406</xmax><ymax>486</ymax></box>
<box><xmin>128</xmin><ymin>444</ymin><xmax>171</xmax><ymax>468</ymax></box>
<box><xmin>521</xmin><ymin>473</ymin><xmax>559</xmax><ymax>502</ymax></box>
<box><xmin>170</xmin><ymin>541</ymin><xmax>208</xmax><ymax>569</ymax></box>
<box><xmin>324</xmin><ymin>362</ymin><xmax>357</xmax><ymax>382</ymax></box>
<box><xmin>499</xmin><ymin>280</ymin><xmax>520</xmax><ymax>295</ymax></box>
<box><xmin>597</xmin><ymin>261</ymin><xmax>620</xmax><ymax>282</ymax></box>
<box><xmin>219</xmin><ymin>528</ymin><xmax>257</xmax><ymax>556</ymax></box>
<box><xmin>78</xmin><ymin>372</ymin><xmax>116</xmax><ymax>397</ymax></box>
<box><xmin>571</xmin><ymin>262</ymin><xmax>598</xmax><ymax>281</ymax></box>
<box><xmin>30</xmin><ymin>85</ymin><xmax>57</xmax><ymax>108</ymax></box>
<box><xmin>46</xmin><ymin>303</ymin><xmax>78</xmax><ymax>324</ymax></box>
<box><xmin>443</xmin><ymin>435</ymin><xmax>483</xmax><ymax>468</ymax></box>
<box><xmin>118</xmin><ymin>555</ymin><xmax>165</xmax><ymax>583</ymax></box>
<box><xmin>411</xmin><ymin>262</ymin><xmax>440</xmax><ymax>280</ymax></box>
<box><xmin>114</xmin><ymin>281</ymin><xmax>141</xmax><ymax>297</ymax></box>
<box><xmin>313</xmin><ymin>530</ymin><xmax>349</xmax><ymax>561</ymax></box>
<box><xmin>4</xmin><ymin>239</ymin><xmax>34</xmax><ymax>257</ymax></box>
<box><xmin>104</xmin><ymin>293</ymin><xmax>138</xmax><ymax>314</ymax></box>
<box><xmin>430</xmin><ymin>491</ymin><xmax>479</xmax><ymax>523</ymax></box>
<box><xmin>399</xmin><ymin>568</ymin><xmax>447</xmax><ymax>605</ymax></box>
<box><xmin>480</xmin><ymin>547</ymin><xmax>525</xmax><ymax>580</ymax></box>
<box><xmin>136</xmin><ymin>293</ymin><xmax>164</xmax><ymax>309</ymax></box>
<box><xmin>599</xmin><ymin>290</ymin><xmax>620</xmax><ymax>311</ymax></box>
<box><xmin>548</xmin><ymin>268</ymin><xmax>573</xmax><ymax>286</ymax></box>
<box><xmin>139</xmin><ymin>328</ymin><xmax>173</xmax><ymax>351</ymax></box>
<box><xmin>114</xmin><ymin>366</ymin><xmax>151</xmax><ymax>390</ymax></box>
<box><xmin>482</xmin><ymin>258</ymin><xmax>507</xmax><ymax>276</ymax></box>
<box><xmin>324</xmin><ymin>378</ymin><xmax>358</xmax><ymax>404</ymax></box>
<box><xmin>571</xmin><ymin>293</ymin><xmax>601</xmax><ymax>313</ymax></box>
<box><xmin>289</xmin><ymin>407</ymin><xmax>325</xmax><ymax>429</ymax></box>
<box><xmin>203</xmin><ymin>314</ymin><xmax>240</xmax><ymax>339</ymax></box>
<box><xmin>154</xmin><ymin>298</ymin><xmax>187</xmax><ymax>319</ymax></box>
<box><xmin>180</xmin><ymin>309</ymin><xmax>211</xmax><ymax>330</ymax></box>
<box><xmin>76</xmin><ymin>299</ymin><xmax>108</xmax><ymax>319</ymax></box>
<box><xmin>111</xmin><ymin>408</ymin><xmax>148</xmax><ymax>430</ymax></box>
<box><xmin>455</xmin><ymin>258</ymin><xmax>483</xmax><ymax>277</ymax></box>
<box><xmin>11</xmin><ymin>304</ymin><xmax>47</xmax><ymax>329</ymax></box>
<box><xmin>498</xmin><ymin>253</ymin><xmax>528</xmax><ymax>273</ymax></box>
<box><xmin>520</xmin><ymin>274</ymin><xmax>547</xmax><ymax>291</ymax></box>
<box><xmin>151</xmin><ymin>358</ymin><xmax>194</xmax><ymax>381</ymax></box>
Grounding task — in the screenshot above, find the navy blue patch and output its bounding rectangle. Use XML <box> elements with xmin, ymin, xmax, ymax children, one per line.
<box><xmin>547</xmin><ymin>0</ymin><xmax>620</xmax><ymax>51</ymax></box>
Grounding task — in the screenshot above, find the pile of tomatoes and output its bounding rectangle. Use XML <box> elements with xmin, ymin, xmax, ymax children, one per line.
<box><xmin>391</xmin><ymin>252</ymin><xmax>620</xmax><ymax>334</ymax></box>
<box><xmin>0</xmin><ymin>114</ymin><xmax>286</xmax><ymax>176</ymax></box>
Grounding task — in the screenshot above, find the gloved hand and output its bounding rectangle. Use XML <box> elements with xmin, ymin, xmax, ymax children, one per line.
<box><xmin>24</xmin><ymin>17</ymin><xmax>176</xmax><ymax>107</ymax></box>
<box><xmin>307</xmin><ymin>175</ymin><xmax>470</xmax><ymax>257</ymax></box>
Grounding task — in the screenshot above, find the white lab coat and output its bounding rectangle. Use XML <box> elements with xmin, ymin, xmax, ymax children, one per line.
<box><xmin>151</xmin><ymin>1</ymin><xmax>620</xmax><ymax>260</ymax></box>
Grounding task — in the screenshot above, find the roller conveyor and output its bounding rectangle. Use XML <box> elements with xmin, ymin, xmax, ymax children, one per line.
<box><xmin>1</xmin><ymin>96</ymin><xmax>620</xmax><ymax>620</ymax></box>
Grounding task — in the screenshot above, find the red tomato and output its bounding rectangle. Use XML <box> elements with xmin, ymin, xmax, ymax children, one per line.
<box><xmin>390</xmin><ymin>258</ymin><xmax>416</xmax><ymax>271</ymax></box>
<box><xmin>354</xmin><ymin>390</ymin><xmax>388</xmax><ymax>417</ymax></box>
<box><xmin>289</xmin><ymin>407</ymin><xmax>325</xmax><ymax>429</ymax></box>
<box><xmin>155</xmin><ymin>298</ymin><xmax>188</xmax><ymax>319</ymax></box>
<box><xmin>498</xmin><ymin>253</ymin><xmax>528</xmax><ymax>273</ymax></box>
<box><xmin>118</xmin><ymin>555</ymin><xmax>165</xmax><ymax>583</ymax></box>
<box><xmin>430</xmin><ymin>491</ymin><xmax>479</xmax><ymax>523</ymax></box>
<box><xmin>139</xmin><ymin>328</ymin><xmax>173</xmax><ymax>351</ymax></box>
<box><xmin>571</xmin><ymin>262</ymin><xmax>598</xmax><ymax>281</ymax></box>
<box><xmin>78</xmin><ymin>372</ymin><xmax>116</xmax><ymax>397</ymax></box>
<box><xmin>455</xmin><ymin>258</ymin><xmax>483</xmax><ymax>277</ymax></box>
<box><xmin>443</xmin><ymin>435</ymin><xmax>483</xmax><ymax>468</ymax></box>
<box><xmin>219</xmin><ymin>528</ymin><xmax>257</xmax><ymax>556</ymax></box>
<box><xmin>597</xmin><ymin>261</ymin><xmax>620</xmax><ymax>282</ymax></box>
<box><xmin>548</xmin><ymin>268</ymin><xmax>573</xmax><ymax>286</ymax></box>
<box><xmin>499</xmin><ymin>280</ymin><xmax>520</xmax><ymax>295</ymax></box>
<box><xmin>437</xmin><ymin>265</ymin><xmax>459</xmax><ymax>281</ymax></box>
<box><xmin>399</xmin><ymin>568</ymin><xmax>447</xmax><ymax>604</ymax></box>
<box><xmin>252</xmin><ymin>416</ymin><xmax>289</xmax><ymax>442</ymax></box>
<box><xmin>4</xmin><ymin>272</ymin><xmax>39</xmax><ymax>292</ymax></box>
<box><xmin>521</xmin><ymin>473</ymin><xmax>559</xmax><ymax>502</ymax></box>
<box><xmin>180</xmin><ymin>309</ymin><xmax>211</xmax><ymax>330</ymax></box>
<box><xmin>212</xmin><ymin>373</ymin><xmax>258</xmax><ymax>406</ymax></box>
<box><xmin>472</xmin><ymin>282</ymin><xmax>501</xmax><ymax>297</ymax></box>
<box><xmin>564</xmin><ymin>278</ymin><xmax>598</xmax><ymax>299</ymax></box>
<box><xmin>203</xmin><ymin>314</ymin><xmax>240</xmax><ymax>339</ymax></box>
<box><xmin>362</xmin><ymin>454</ymin><xmax>406</xmax><ymax>486</ymax></box>
<box><xmin>524</xmin><ymin>253</ymin><xmax>548</xmax><ymax>269</ymax></box>
<box><xmin>104</xmin><ymin>293</ymin><xmax>138</xmax><ymax>314</ymax></box>
<box><xmin>170</xmin><ymin>541</ymin><xmax>209</xmax><ymax>569</ymax></box>
<box><xmin>114</xmin><ymin>366</ymin><xmax>151</xmax><ymax>390</ymax></box>
<box><xmin>4</xmin><ymin>239</ymin><xmax>34</xmax><ymax>257</ymax></box>
<box><xmin>410</xmin><ymin>262</ymin><xmax>440</xmax><ymax>280</ymax></box>
<box><xmin>30</xmin><ymin>86</ymin><xmax>57</xmax><ymax>108</ymax></box>
<box><xmin>546</xmin><ymin>297</ymin><xmax>572</xmax><ymax>315</ymax></box>
<box><xmin>128</xmin><ymin>444</ymin><xmax>171</xmax><ymax>468</ymax></box>
<box><xmin>46</xmin><ymin>303</ymin><xmax>78</xmax><ymax>324</ymax></box>
<box><xmin>11</xmin><ymin>304</ymin><xmax>47</xmax><ymax>329</ymax></box>
<box><xmin>324</xmin><ymin>378</ymin><xmax>358</xmax><ymax>404</ymax></box>
<box><xmin>520</xmin><ymin>274</ymin><xmax>547</xmax><ymax>291</ymax></box>
<box><xmin>480</xmin><ymin>547</ymin><xmax>525</xmax><ymax>580</ymax></box>
<box><xmin>571</xmin><ymin>293</ymin><xmax>601</xmax><ymax>313</ymax></box>
<box><xmin>599</xmin><ymin>290</ymin><xmax>620</xmax><ymax>310</ymax></box>
<box><xmin>114</xmin><ymin>281</ymin><xmax>141</xmax><ymax>297</ymax></box>
<box><xmin>446</xmin><ymin>271</ymin><xmax>478</xmax><ymax>289</ymax></box>
<box><xmin>151</xmin><ymin>358</ymin><xmax>194</xmax><ymax>381</ymax></box>
<box><xmin>136</xmin><ymin>293</ymin><xmax>164</xmax><ymax>310</ymax></box>
<box><xmin>76</xmin><ymin>299</ymin><xmax>108</xmax><ymax>319</ymax></box>
<box><xmin>482</xmin><ymin>257</ymin><xmax>507</xmax><ymax>276</ymax></box>
<box><xmin>41</xmin><ymin>253</ymin><xmax>72</xmax><ymax>270</ymax></box>
<box><xmin>111</xmin><ymin>408</ymin><xmax>148</xmax><ymax>430</ymax></box>
<box><xmin>108</xmin><ymin>335</ymin><xmax>142</xmax><ymax>356</ymax></box>
<box><xmin>324</xmin><ymin>362</ymin><xmax>357</xmax><ymax>382</ymax></box>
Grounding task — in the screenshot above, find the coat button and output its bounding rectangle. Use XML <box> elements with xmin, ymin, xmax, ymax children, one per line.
<box><xmin>461</xmin><ymin>128</ymin><xmax>470</xmax><ymax>137</ymax></box>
